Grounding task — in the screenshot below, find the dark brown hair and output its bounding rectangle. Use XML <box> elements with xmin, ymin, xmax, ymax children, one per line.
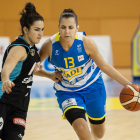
<box><xmin>59</xmin><ymin>9</ymin><xmax>78</xmax><ymax>26</ymax></box>
<box><xmin>20</xmin><ymin>2</ymin><xmax>44</xmax><ymax>35</ymax></box>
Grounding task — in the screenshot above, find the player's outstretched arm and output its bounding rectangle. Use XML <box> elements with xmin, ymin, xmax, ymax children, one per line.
<box><xmin>33</xmin><ymin>69</ymin><xmax>62</xmax><ymax>82</ymax></box>
<box><xmin>1</xmin><ymin>46</ymin><xmax>27</xmax><ymax>93</ymax></box>
<box><xmin>33</xmin><ymin>38</ymin><xmax>62</xmax><ymax>82</ymax></box>
<box><xmin>33</xmin><ymin>39</ymin><xmax>51</xmax><ymax>73</ymax></box>
<box><xmin>83</xmin><ymin>35</ymin><xmax>132</xmax><ymax>86</ymax></box>
<box><xmin>39</xmin><ymin>38</ymin><xmax>52</xmax><ymax>63</ymax></box>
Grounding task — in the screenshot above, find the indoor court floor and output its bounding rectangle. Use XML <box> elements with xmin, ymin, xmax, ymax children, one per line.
<box><xmin>24</xmin><ymin>68</ymin><xmax>140</xmax><ymax>140</ymax></box>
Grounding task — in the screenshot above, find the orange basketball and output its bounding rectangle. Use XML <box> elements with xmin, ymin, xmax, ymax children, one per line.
<box><xmin>119</xmin><ymin>84</ymin><xmax>140</xmax><ymax>111</ymax></box>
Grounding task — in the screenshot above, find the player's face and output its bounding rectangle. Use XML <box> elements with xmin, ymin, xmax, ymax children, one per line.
<box><xmin>24</xmin><ymin>20</ymin><xmax>44</xmax><ymax>46</ymax></box>
<box><xmin>59</xmin><ymin>17</ymin><xmax>78</xmax><ymax>42</ymax></box>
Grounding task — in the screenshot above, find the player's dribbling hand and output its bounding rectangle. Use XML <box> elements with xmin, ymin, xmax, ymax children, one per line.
<box><xmin>2</xmin><ymin>80</ymin><xmax>15</xmax><ymax>94</ymax></box>
<box><xmin>50</xmin><ymin>71</ymin><xmax>62</xmax><ymax>82</ymax></box>
<box><xmin>33</xmin><ymin>62</ymin><xmax>43</xmax><ymax>73</ymax></box>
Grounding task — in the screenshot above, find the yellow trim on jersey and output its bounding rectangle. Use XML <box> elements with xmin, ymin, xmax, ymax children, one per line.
<box><xmin>86</xmin><ymin>113</ymin><xmax>106</xmax><ymax>121</ymax></box>
<box><xmin>56</xmin><ymin>32</ymin><xmax>60</xmax><ymax>41</ymax></box>
<box><xmin>62</xmin><ymin>106</ymin><xmax>84</xmax><ymax>119</ymax></box>
<box><xmin>56</xmin><ymin>32</ymin><xmax>78</xmax><ymax>42</ymax></box>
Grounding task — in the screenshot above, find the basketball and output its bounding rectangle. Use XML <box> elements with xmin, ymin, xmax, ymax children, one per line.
<box><xmin>119</xmin><ymin>84</ymin><xmax>140</xmax><ymax>111</ymax></box>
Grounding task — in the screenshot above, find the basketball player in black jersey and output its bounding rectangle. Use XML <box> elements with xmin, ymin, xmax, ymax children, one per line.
<box><xmin>0</xmin><ymin>2</ymin><xmax>48</xmax><ymax>140</ymax></box>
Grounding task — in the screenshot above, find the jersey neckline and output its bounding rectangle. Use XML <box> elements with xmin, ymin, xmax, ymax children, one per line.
<box><xmin>58</xmin><ymin>39</ymin><xmax>76</xmax><ymax>54</ymax></box>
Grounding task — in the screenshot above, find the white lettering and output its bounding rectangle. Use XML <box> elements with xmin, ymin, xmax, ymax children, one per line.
<box><xmin>22</xmin><ymin>76</ymin><xmax>33</xmax><ymax>84</ymax></box>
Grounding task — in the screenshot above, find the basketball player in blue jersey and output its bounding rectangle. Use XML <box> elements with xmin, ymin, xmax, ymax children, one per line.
<box><xmin>0</xmin><ymin>2</ymin><xmax>48</xmax><ymax>140</ymax></box>
<box><xmin>38</xmin><ymin>9</ymin><xmax>132</xmax><ymax>140</ymax></box>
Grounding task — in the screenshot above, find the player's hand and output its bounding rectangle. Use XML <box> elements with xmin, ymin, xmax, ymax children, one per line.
<box><xmin>2</xmin><ymin>80</ymin><xmax>15</xmax><ymax>94</ymax></box>
<box><xmin>50</xmin><ymin>71</ymin><xmax>62</xmax><ymax>82</ymax></box>
<box><xmin>33</xmin><ymin>62</ymin><xmax>43</xmax><ymax>73</ymax></box>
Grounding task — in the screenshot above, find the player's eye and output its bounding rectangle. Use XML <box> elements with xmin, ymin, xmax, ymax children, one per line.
<box><xmin>61</xmin><ymin>26</ymin><xmax>66</xmax><ymax>29</ymax></box>
<box><xmin>69</xmin><ymin>26</ymin><xmax>74</xmax><ymax>29</ymax></box>
<box><xmin>35</xmin><ymin>29</ymin><xmax>39</xmax><ymax>31</ymax></box>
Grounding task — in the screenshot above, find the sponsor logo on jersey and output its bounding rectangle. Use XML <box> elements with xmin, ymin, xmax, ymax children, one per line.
<box><xmin>61</xmin><ymin>67</ymin><xmax>82</xmax><ymax>81</ymax></box>
<box><xmin>0</xmin><ymin>117</ymin><xmax>4</xmax><ymax>130</ymax></box>
<box><xmin>78</xmin><ymin>55</ymin><xmax>84</xmax><ymax>62</ymax></box>
<box><xmin>55</xmin><ymin>50</ymin><xmax>59</xmax><ymax>55</ymax></box>
<box><xmin>62</xmin><ymin>98</ymin><xmax>77</xmax><ymax>110</ymax></box>
<box><xmin>18</xmin><ymin>134</ymin><xmax>23</xmax><ymax>139</ymax></box>
<box><xmin>70</xmin><ymin>79</ymin><xmax>76</xmax><ymax>85</ymax></box>
<box><xmin>13</xmin><ymin>118</ymin><xmax>26</xmax><ymax>128</ymax></box>
<box><xmin>30</xmin><ymin>49</ymin><xmax>35</xmax><ymax>56</ymax></box>
<box><xmin>77</xmin><ymin>44</ymin><xmax>82</xmax><ymax>53</ymax></box>
<box><xmin>77</xmin><ymin>44</ymin><xmax>81</xmax><ymax>48</ymax></box>
<box><xmin>22</xmin><ymin>76</ymin><xmax>33</xmax><ymax>84</ymax></box>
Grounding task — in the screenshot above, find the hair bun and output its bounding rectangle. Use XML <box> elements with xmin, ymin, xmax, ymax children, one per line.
<box><xmin>63</xmin><ymin>9</ymin><xmax>74</xmax><ymax>13</ymax></box>
<box><xmin>25</xmin><ymin>2</ymin><xmax>36</xmax><ymax>13</ymax></box>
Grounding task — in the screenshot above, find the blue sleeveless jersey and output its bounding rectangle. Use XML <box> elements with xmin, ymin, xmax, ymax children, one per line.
<box><xmin>49</xmin><ymin>32</ymin><xmax>102</xmax><ymax>92</ymax></box>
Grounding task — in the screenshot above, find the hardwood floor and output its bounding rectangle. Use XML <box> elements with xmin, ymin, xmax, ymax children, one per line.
<box><xmin>1</xmin><ymin>68</ymin><xmax>139</xmax><ymax>140</ymax></box>
<box><xmin>24</xmin><ymin>109</ymin><xmax>140</xmax><ymax>140</ymax></box>
<box><xmin>23</xmin><ymin>68</ymin><xmax>140</xmax><ymax>140</ymax></box>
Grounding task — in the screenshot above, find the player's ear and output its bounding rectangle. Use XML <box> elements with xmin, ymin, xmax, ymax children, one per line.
<box><xmin>76</xmin><ymin>25</ymin><xmax>79</xmax><ymax>31</ymax></box>
<box><xmin>23</xmin><ymin>26</ymin><xmax>28</xmax><ymax>34</ymax></box>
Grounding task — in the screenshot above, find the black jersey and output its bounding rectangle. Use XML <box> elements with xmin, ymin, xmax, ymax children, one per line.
<box><xmin>0</xmin><ymin>35</ymin><xmax>40</xmax><ymax>111</ymax></box>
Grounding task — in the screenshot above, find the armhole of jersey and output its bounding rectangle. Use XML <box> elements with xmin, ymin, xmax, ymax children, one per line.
<box><xmin>77</xmin><ymin>32</ymin><xmax>83</xmax><ymax>41</ymax></box>
<box><xmin>50</xmin><ymin>33</ymin><xmax>57</xmax><ymax>44</ymax></box>
<box><xmin>48</xmin><ymin>41</ymin><xmax>53</xmax><ymax>62</ymax></box>
<box><xmin>50</xmin><ymin>34</ymin><xmax>57</xmax><ymax>60</ymax></box>
<box><xmin>7</xmin><ymin>44</ymin><xmax>30</xmax><ymax>62</ymax></box>
<box><xmin>77</xmin><ymin>32</ymin><xmax>89</xmax><ymax>57</ymax></box>
<box><xmin>83</xmin><ymin>37</ymin><xmax>90</xmax><ymax>57</ymax></box>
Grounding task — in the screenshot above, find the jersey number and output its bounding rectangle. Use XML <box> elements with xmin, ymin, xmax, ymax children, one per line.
<box><xmin>64</xmin><ymin>57</ymin><xmax>75</xmax><ymax>68</ymax></box>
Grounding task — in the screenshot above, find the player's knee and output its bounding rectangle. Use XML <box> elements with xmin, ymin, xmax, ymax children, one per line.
<box><xmin>74</xmin><ymin>121</ymin><xmax>86</xmax><ymax>132</ymax></box>
<box><xmin>2</xmin><ymin>131</ymin><xmax>24</xmax><ymax>140</ymax></box>
<box><xmin>91</xmin><ymin>125</ymin><xmax>106</xmax><ymax>139</ymax></box>
<box><xmin>89</xmin><ymin>117</ymin><xmax>106</xmax><ymax>139</ymax></box>
<box><xmin>65</xmin><ymin>108</ymin><xmax>86</xmax><ymax>125</ymax></box>
<box><xmin>92</xmin><ymin>129</ymin><xmax>105</xmax><ymax>139</ymax></box>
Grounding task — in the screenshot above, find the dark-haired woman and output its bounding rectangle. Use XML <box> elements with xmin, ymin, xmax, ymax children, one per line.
<box><xmin>39</xmin><ymin>9</ymin><xmax>132</xmax><ymax>140</ymax></box>
<box><xmin>0</xmin><ymin>2</ymin><xmax>45</xmax><ymax>140</ymax></box>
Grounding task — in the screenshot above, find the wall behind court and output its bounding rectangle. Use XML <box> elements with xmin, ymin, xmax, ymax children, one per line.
<box><xmin>0</xmin><ymin>0</ymin><xmax>139</xmax><ymax>67</ymax></box>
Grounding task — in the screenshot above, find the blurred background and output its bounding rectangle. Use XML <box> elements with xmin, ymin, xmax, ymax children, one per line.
<box><xmin>0</xmin><ymin>0</ymin><xmax>140</xmax><ymax>140</ymax></box>
<box><xmin>0</xmin><ymin>0</ymin><xmax>139</xmax><ymax>67</ymax></box>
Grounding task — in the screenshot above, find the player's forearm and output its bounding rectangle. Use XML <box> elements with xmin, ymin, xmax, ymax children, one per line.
<box><xmin>33</xmin><ymin>69</ymin><xmax>52</xmax><ymax>79</ymax></box>
<box><xmin>101</xmin><ymin>64</ymin><xmax>132</xmax><ymax>86</ymax></box>
<box><xmin>1</xmin><ymin>66</ymin><xmax>11</xmax><ymax>82</ymax></box>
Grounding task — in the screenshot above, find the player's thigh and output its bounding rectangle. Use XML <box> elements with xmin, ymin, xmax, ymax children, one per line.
<box><xmin>65</xmin><ymin>108</ymin><xmax>86</xmax><ymax>125</ymax></box>
<box><xmin>56</xmin><ymin>91</ymin><xmax>86</xmax><ymax>119</ymax></box>
<box><xmin>2</xmin><ymin>108</ymin><xmax>27</xmax><ymax>140</ymax></box>
<box><xmin>85</xmin><ymin>83</ymin><xmax>106</xmax><ymax>122</ymax></box>
<box><xmin>0</xmin><ymin>102</ymin><xmax>10</xmax><ymax>138</ymax></box>
<box><xmin>2</xmin><ymin>131</ymin><xmax>24</xmax><ymax>140</ymax></box>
